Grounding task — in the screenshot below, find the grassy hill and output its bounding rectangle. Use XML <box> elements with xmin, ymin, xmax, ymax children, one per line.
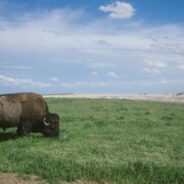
<box><xmin>0</xmin><ymin>98</ymin><xmax>184</xmax><ymax>183</ymax></box>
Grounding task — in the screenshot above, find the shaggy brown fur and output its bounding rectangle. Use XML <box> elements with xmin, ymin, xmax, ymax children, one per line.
<box><xmin>0</xmin><ymin>93</ymin><xmax>59</xmax><ymax>137</ymax></box>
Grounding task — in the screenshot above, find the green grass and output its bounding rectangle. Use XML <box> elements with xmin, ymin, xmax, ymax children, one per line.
<box><xmin>0</xmin><ymin>98</ymin><xmax>184</xmax><ymax>184</ymax></box>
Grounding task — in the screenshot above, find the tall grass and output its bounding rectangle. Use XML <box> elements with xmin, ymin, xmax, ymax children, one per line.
<box><xmin>0</xmin><ymin>99</ymin><xmax>184</xmax><ymax>183</ymax></box>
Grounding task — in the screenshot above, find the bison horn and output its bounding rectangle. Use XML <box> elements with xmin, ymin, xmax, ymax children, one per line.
<box><xmin>43</xmin><ymin>117</ymin><xmax>50</xmax><ymax>126</ymax></box>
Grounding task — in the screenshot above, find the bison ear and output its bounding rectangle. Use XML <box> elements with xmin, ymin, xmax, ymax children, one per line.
<box><xmin>43</xmin><ymin>117</ymin><xmax>50</xmax><ymax>126</ymax></box>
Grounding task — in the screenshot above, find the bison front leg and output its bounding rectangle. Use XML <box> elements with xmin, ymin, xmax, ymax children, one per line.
<box><xmin>17</xmin><ymin>123</ymin><xmax>26</xmax><ymax>136</ymax></box>
<box><xmin>16</xmin><ymin>121</ymin><xmax>32</xmax><ymax>136</ymax></box>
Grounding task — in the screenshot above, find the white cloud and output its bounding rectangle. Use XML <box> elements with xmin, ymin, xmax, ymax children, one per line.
<box><xmin>91</xmin><ymin>71</ymin><xmax>99</xmax><ymax>76</ymax></box>
<box><xmin>88</xmin><ymin>62</ymin><xmax>116</xmax><ymax>69</ymax></box>
<box><xmin>107</xmin><ymin>71</ymin><xmax>119</xmax><ymax>78</ymax></box>
<box><xmin>160</xmin><ymin>80</ymin><xmax>167</xmax><ymax>84</ymax></box>
<box><xmin>0</xmin><ymin>75</ymin><xmax>51</xmax><ymax>88</ymax></box>
<box><xmin>147</xmin><ymin>61</ymin><xmax>167</xmax><ymax>68</ymax></box>
<box><xmin>99</xmin><ymin>1</ymin><xmax>135</xmax><ymax>19</ymax></box>
<box><xmin>50</xmin><ymin>77</ymin><xmax>59</xmax><ymax>82</ymax></box>
<box><xmin>60</xmin><ymin>82</ymin><xmax>106</xmax><ymax>88</ymax></box>
<box><xmin>2</xmin><ymin>65</ymin><xmax>33</xmax><ymax>70</ymax></box>
<box><xmin>178</xmin><ymin>65</ymin><xmax>184</xmax><ymax>70</ymax></box>
<box><xmin>144</xmin><ymin>68</ymin><xmax>160</xmax><ymax>75</ymax></box>
<box><xmin>94</xmin><ymin>39</ymin><xmax>111</xmax><ymax>46</ymax></box>
<box><xmin>143</xmin><ymin>60</ymin><xmax>167</xmax><ymax>76</ymax></box>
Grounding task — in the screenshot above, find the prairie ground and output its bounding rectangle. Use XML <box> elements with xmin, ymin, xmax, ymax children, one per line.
<box><xmin>0</xmin><ymin>98</ymin><xmax>184</xmax><ymax>184</ymax></box>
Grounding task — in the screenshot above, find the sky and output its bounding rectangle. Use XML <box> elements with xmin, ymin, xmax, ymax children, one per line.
<box><xmin>0</xmin><ymin>0</ymin><xmax>184</xmax><ymax>94</ymax></box>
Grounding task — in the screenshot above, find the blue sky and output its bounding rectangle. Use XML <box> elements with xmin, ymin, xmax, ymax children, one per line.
<box><xmin>0</xmin><ymin>0</ymin><xmax>184</xmax><ymax>94</ymax></box>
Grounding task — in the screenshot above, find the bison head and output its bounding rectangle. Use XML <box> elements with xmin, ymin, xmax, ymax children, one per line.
<box><xmin>41</xmin><ymin>113</ymin><xmax>60</xmax><ymax>137</ymax></box>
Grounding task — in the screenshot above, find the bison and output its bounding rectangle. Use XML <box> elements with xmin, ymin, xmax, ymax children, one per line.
<box><xmin>0</xmin><ymin>92</ymin><xmax>59</xmax><ymax>137</ymax></box>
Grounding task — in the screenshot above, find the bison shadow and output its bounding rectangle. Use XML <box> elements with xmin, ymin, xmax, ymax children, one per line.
<box><xmin>0</xmin><ymin>132</ymin><xmax>18</xmax><ymax>142</ymax></box>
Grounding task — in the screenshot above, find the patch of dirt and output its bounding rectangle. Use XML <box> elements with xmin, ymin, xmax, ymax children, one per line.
<box><xmin>0</xmin><ymin>173</ymin><xmax>48</xmax><ymax>184</ymax></box>
<box><xmin>0</xmin><ymin>173</ymin><xmax>108</xmax><ymax>184</ymax></box>
<box><xmin>67</xmin><ymin>181</ymin><xmax>100</xmax><ymax>184</ymax></box>
<box><xmin>59</xmin><ymin>180</ymin><xmax>108</xmax><ymax>184</ymax></box>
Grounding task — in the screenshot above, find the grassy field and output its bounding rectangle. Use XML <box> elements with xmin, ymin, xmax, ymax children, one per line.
<box><xmin>0</xmin><ymin>98</ymin><xmax>184</xmax><ymax>184</ymax></box>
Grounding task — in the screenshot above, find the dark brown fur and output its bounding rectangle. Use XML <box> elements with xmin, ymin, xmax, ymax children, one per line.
<box><xmin>0</xmin><ymin>93</ymin><xmax>59</xmax><ymax>137</ymax></box>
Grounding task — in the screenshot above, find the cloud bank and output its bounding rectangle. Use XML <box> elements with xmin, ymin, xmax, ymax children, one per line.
<box><xmin>0</xmin><ymin>2</ymin><xmax>184</xmax><ymax>93</ymax></box>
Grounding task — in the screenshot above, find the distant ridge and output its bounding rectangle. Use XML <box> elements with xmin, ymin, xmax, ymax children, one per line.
<box><xmin>43</xmin><ymin>93</ymin><xmax>184</xmax><ymax>102</ymax></box>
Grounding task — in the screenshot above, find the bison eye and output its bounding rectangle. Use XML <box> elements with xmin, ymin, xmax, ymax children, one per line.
<box><xmin>43</xmin><ymin>117</ymin><xmax>50</xmax><ymax>126</ymax></box>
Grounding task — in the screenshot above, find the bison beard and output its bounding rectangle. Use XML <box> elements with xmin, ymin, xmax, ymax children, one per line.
<box><xmin>0</xmin><ymin>93</ymin><xmax>60</xmax><ymax>137</ymax></box>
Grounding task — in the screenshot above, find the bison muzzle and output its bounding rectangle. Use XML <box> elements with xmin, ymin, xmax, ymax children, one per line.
<box><xmin>0</xmin><ymin>92</ymin><xmax>60</xmax><ymax>137</ymax></box>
